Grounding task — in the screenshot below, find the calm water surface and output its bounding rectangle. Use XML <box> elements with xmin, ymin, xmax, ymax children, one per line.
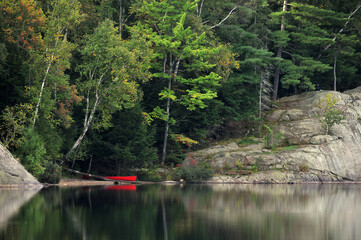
<box><xmin>0</xmin><ymin>184</ymin><xmax>361</xmax><ymax>240</ymax></box>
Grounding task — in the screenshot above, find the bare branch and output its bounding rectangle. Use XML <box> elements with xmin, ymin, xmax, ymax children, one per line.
<box><xmin>202</xmin><ymin>19</ymin><xmax>209</xmax><ymax>25</ymax></box>
<box><xmin>324</xmin><ymin>4</ymin><xmax>361</xmax><ymax>51</ymax></box>
<box><xmin>210</xmin><ymin>6</ymin><xmax>238</xmax><ymax>29</ymax></box>
<box><xmin>123</xmin><ymin>13</ymin><xmax>133</xmax><ymax>25</ymax></box>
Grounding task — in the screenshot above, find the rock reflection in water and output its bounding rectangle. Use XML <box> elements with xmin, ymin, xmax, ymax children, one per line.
<box><xmin>0</xmin><ymin>189</ymin><xmax>40</xmax><ymax>229</ymax></box>
<box><xmin>180</xmin><ymin>184</ymin><xmax>361</xmax><ymax>240</ymax></box>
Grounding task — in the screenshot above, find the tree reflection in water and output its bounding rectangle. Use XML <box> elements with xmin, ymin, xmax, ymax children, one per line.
<box><xmin>1</xmin><ymin>184</ymin><xmax>361</xmax><ymax>240</ymax></box>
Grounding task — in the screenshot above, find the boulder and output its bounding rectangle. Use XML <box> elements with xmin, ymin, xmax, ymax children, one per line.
<box><xmin>0</xmin><ymin>144</ymin><xmax>41</xmax><ymax>186</ymax></box>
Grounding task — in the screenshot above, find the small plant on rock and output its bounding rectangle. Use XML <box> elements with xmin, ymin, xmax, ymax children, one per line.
<box><xmin>236</xmin><ymin>159</ymin><xmax>243</xmax><ymax>170</ymax></box>
<box><xmin>299</xmin><ymin>162</ymin><xmax>309</xmax><ymax>172</ymax></box>
<box><xmin>317</xmin><ymin>93</ymin><xmax>345</xmax><ymax>135</ymax></box>
<box><xmin>263</xmin><ymin>124</ymin><xmax>284</xmax><ymax>150</ymax></box>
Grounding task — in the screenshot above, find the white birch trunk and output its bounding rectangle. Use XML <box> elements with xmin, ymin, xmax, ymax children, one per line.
<box><xmin>66</xmin><ymin>69</ymin><xmax>109</xmax><ymax>160</ymax></box>
<box><xmin>33</xmin><ymin>28</ymin><xmax>66</xmax><ymax>126</ymax></box>
<box><xmin>161</xmin><ymin>57</ymin><xmax>180</xmax><ymax>165</ymax></box>
<box><xmin>32</xmin><ymin>53</ymin><xmax>54</xmax><ymax>126</ymax></box>
<box><xmin>161</xmin><ymin>54</ymin><xmax>173</xmax><ymax>165</ymax></box>
<box><xmin>197</xmin><ymin>0</ymin><xmax>204</xmax><ymax>17</ymax></box>
<box><xmin>68</xmin><ymin>96</ymin><xmax>98</xmax><ymax>163</ymax></box>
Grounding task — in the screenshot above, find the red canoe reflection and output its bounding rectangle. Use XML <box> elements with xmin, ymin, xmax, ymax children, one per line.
<box><xmin>106</xmin><ymin>185</ymin><xmax>137</xmax><ymax>191</ymax></box>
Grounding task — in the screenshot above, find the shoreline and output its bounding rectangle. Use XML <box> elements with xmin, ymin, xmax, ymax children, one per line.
<box><xmin>2</xmin><ymin>178</ymin><xmax>361</xmax><ymax>189</ymax></box>
<box><xmin>51</xmin><ymin>179</ymin><xmax>361</xmax><ymax>186</ymax></box>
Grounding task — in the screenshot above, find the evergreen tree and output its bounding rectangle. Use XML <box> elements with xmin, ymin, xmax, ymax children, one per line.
<box><xmin>203</xmin><ymin>0</ymin><xmax>274</xmax><ymax>121</ymax></box>
<box><xmin>270</xmin><ymin>2</ymin><xmax>349</xmax><ymax>95</ymax></box>
<box><xmin>133</xmin><ymin>0</ymin><xmax>228</xmax><ymax>164</ymax></box>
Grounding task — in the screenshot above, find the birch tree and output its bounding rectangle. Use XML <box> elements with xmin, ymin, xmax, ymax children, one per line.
<box><xmin>66</xmin><ymin>19</ymin><xmax>153</xmax><ymax>161</ymax></box>
<box><xmin>32</xmin><ymin>0</ymin><xmax>83</xmax><ymax>126</ymax></box>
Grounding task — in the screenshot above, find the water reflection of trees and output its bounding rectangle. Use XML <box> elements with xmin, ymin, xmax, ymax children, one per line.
<box><xmin>1</xmin><ymin>185</ymin><xmax>189</xmax><ymax>240</ymax></box>
<box><xmin>1</xmin><ymin>184</ymin><xmax>361</xmax><ymax>240</ymax></box>
<box><xmin>180</xmin><ymin>184</ymin><xmax>361</xmax><ymax>240</ymax></box>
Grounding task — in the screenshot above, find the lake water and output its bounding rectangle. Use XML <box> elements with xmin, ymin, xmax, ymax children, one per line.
<box><xmin>1</xmin><ymin>184</ymin><xmax>361</xmax><ymax>240</ymax></box>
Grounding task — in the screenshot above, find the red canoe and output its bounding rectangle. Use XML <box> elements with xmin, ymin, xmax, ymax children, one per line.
<box><xmin>103</xmin><ymin>176</ymin><xmax>137</xmax><ymax>181</ymax></box>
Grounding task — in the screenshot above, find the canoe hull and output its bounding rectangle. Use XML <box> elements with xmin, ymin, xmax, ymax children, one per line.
<box><xmin>103</xmin><ymin>176</ymin><xmax>137</xmax><ymax>181</ymax></box>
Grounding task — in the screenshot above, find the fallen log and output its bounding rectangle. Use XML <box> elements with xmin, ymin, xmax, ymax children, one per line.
<box><xmin>65</xmin><ymin>168</ymin><xmax>137</xmax><ymax>184</ymax></box>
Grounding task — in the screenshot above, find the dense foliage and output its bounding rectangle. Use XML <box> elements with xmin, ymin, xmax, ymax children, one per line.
<box><xmin>1</xmin><ymin>0</ymin><xmax>361</xmax><ymax>179</ymax></box>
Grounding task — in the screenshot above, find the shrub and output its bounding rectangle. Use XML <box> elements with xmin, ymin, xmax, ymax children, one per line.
<box><xmin>320</xmin><ymin>109</ymin><xmax>345</xmax><ymax>135</ymax></box>
<box><xmin>39</xmin><ymin>162</ymin><xmax>62</xmax><ymax>184</ymax></box>
<box><xmin>0</xmin><ymin>103</ymin><xmax>33</xmax><ymax>150</ymax></box>
<box><xmin>16</xmin><ymin>128</ymin><xmax>46</xmax><ymax>179</ymax></box>
<box><xmin>263</xmin><ymin>124</ymin><xmax>284</xmax><ymax>150</ymax></box>
<box><xmin>139</xmin><ymin>170</ymin><xmax>162</xmax><ymax>182</ymax></box>
<box><xmin>317</xmin><ymin>93</ymin><xmax>345</xmax><ymax>135</ymax></box>
<box><xmin>173</xmin><ymin>164</ymin><xmax>214</xmax><ymax>183</ymax></box>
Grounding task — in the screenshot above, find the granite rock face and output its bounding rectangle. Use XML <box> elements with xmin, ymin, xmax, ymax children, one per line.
<box><xmin>0</xmin><ymin>144</ymin><xmax>41</xmax><ymax>186</ymax></box>
<box><xmin>182</xmin><ymin>88</ymin><xmax>361</xmax><ymax>182</ymax></box>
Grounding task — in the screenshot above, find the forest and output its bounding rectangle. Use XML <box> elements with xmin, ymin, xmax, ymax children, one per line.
<box><xmin>0</xmin><ymin>0</ymin><xmax>360</xmax><ymax>181</ymax></box>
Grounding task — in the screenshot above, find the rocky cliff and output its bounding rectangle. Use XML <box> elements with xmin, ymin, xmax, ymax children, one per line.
<box><xmin>0</xmin><ymin>144</ymin><xmax>41</xmax><ymax>186</ymax></box>
<box><xmin>183</xmin><ymin>87</ymin><xmax>361</xmax><ymax>183</ymax></box>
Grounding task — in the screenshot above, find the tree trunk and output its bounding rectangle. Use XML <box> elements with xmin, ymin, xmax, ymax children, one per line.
<box><xmin>65</xmin><ymin>168</ymin><xmax>130</xmax><ymax>182</ymax></box>
<box><xmin>273</xmin><ymin>63</ymin><xmax>281</xmax><ymax>101</ymax></box>
<box><xmin>32</xmin><ymin>52</ymin><xmax>55</xmax><ymax>126</ymax></box>
<box><xmin>333</xmin><ymin>54</ymin><xmax>337</xmax><ymax>91</ymax></box>
<box><xmin>67</xmin><ymin>94</ymin><xmax>99</xmax><ymax>161</ymax></box>
<box><xmin>161</xmin><ymin>58</ymin><xmax>180</xmax><ymax>165</ymax></box>
<box><xmin>258</xmin><ymin>67</ymin><xmax>262</xmax><ymax>135</ymax></box>
<box><xmin>161</xmin><ymin>53</ymin><xmax>172</xmax><ymax>165</ymax></box>
<box><xmin>87</xmin><ymin>155</ymin><xmax>92</xmax><ymax>173</ymax></box>
<box><xmin>197</xmin><ymin>0</ymin><xmax>204</xmax><ymax>17</ymax></box>
<box><xmin>66</xmin><ymin>68</ymin><xmax>109</xmax><ymax>161</ymax></box>
<box><xmin>119</xmin><ymin>0</ymin><xmax>123</xmax><ymax>36</ymax></box>
<box><xmin>161</xmin><ymin>103</ymin><xmax>170</xmax><ymax>165</ymax></box>
<box><xmin>258</xmin><ymin>66</ymin><xmax>262</xmax><ymax>120</ymax></box>
<box><xmin>272</xmin><ymin>0</ymin><xmax>287</xmax><ymax>101</ymax></box>
<box><xmin>33</xmin><ymin>28</ymin><xmax>67</xmax><ymax>126</ymax></box>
